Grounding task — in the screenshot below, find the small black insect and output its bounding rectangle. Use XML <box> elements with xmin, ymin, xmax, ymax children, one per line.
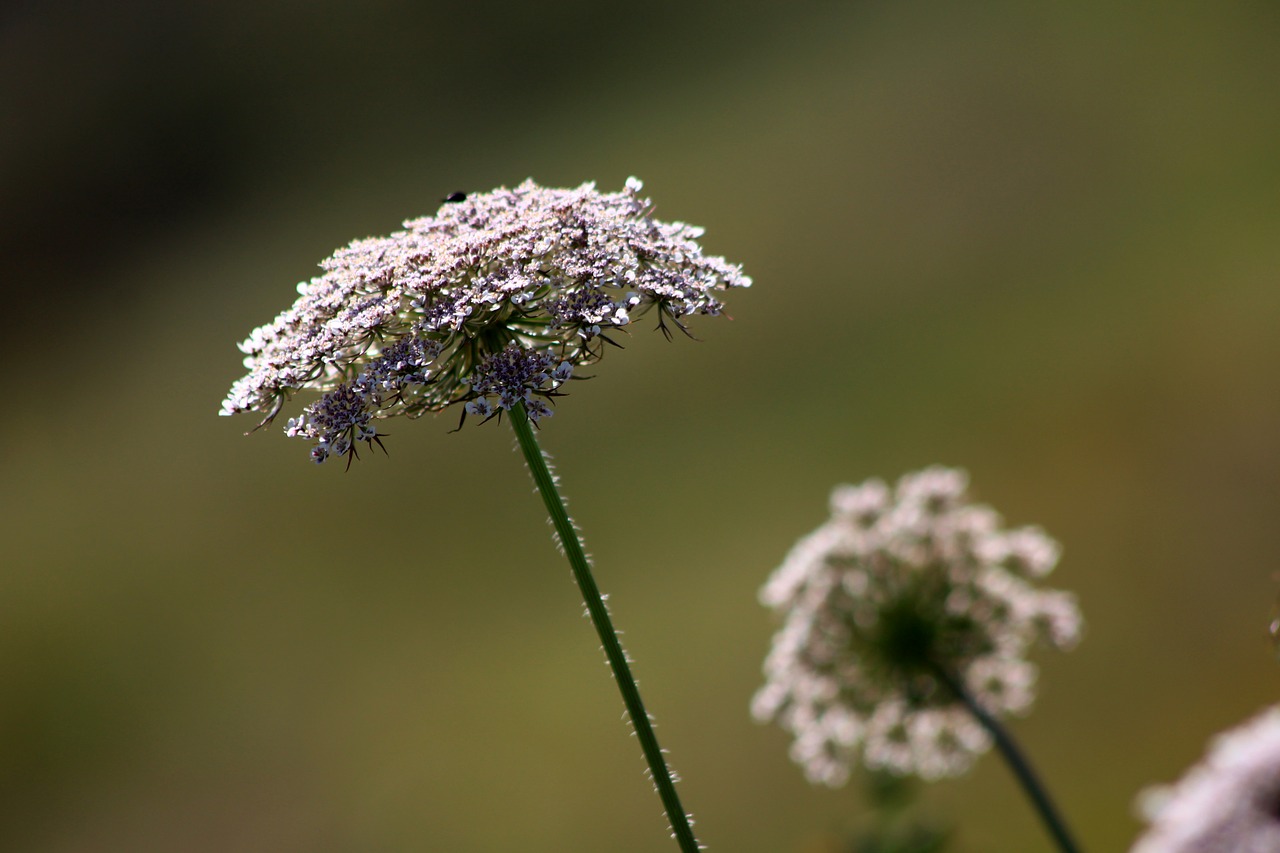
<box><xmin>442</xmin><ymin>191</ymin><xmax>467</xmax><ymax>203</ymax></box>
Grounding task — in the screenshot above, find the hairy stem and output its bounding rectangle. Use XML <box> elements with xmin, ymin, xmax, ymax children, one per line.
<box><xmin>509</xmin><ymin>402</ymin><xmax>700</xmax><ymax>852</ymax></box>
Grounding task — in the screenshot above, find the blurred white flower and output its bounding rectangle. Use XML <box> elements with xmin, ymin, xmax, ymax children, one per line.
<box><xmin>1132</xmin><ymin>705</ymin><xmax>1280</xmax><ymax>853</ymax></box>
<box><xmin>753</xmin><ymin>467</ymin><xmax>1082</xmax><ymax>785</ymax></box>
<box><xmin>221</xmin><ymin>178</ymin><xmax>750</xmax><ymax>462</ymax></box>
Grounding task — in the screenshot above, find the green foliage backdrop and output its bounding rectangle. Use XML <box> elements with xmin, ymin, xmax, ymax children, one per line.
<box><xmin>2</xmin><ymin>2</ymin><xmax>1278</xmax><ymax>850</ymax></box>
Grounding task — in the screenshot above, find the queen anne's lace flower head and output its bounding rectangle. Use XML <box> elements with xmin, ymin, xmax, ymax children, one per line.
<box><xmin>752</xmin><ymin>467</ymin><xmax>1082</xmax><ymax>785</ymax></box>
<box><xmin>1131</xmin><ymin>705</ymin><xmax>1280</xmax><ymax>853</ymax></box>
<box><xmin>221</xmin><ymin>178</ymin><xmax>750</xmax><ymax>462</ymax></box>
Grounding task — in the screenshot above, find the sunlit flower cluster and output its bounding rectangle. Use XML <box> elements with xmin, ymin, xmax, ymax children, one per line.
<box><xmin>1132</xmin><ymin>705</ymin><xmax>1280</xmax><ymax>853</ymax></box>
<box><xmin>221</xmin><ymin>178</ymin><xmax>750</xmax><ymax>462</ymax></box>
<box><xmin>752</xmin><ymin>467</ymin><xmax>1082</xmax><ymax>785</ymax></box>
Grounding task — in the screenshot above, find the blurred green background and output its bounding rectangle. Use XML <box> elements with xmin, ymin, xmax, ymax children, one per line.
<box><xmin>3</xmin><ymin>1</ymin><xmax>1278</xmax><ymax>850</ymax></box>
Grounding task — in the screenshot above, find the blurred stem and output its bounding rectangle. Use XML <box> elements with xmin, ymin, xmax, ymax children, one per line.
<box><xmin>509</xmin><ymin>402</ymin><xmax>700</xmax><ymax>853</ymax></box>
<box><xmin>929</xmin><ymin>662</ymin><xmax>1080</xmax><ymax>853</ymax></box>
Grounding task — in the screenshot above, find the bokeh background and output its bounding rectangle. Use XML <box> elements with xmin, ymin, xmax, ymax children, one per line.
<box><xmin>3</xmin><ymin>1</ymin><xmax>1279</xmax><ymax>850</ymax></box>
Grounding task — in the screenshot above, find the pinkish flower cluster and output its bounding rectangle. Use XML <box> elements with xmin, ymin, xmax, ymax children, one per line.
<box><xmin>753</xmin><ymin>467</ymin><xmax>1082</xmax><ymax>784</ymax></box>
<box><xmin>221</xmin><ymin>178</ymin><xmax>750</xmax><ymax>462</ymax></box>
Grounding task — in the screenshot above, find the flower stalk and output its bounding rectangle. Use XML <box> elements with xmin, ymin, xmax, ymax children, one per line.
<box><xmin>509</xmin><ymin>401</ymin><xmax>700</xmax><ymax>853</ymax></box>
<box><xmin>221</xmin><ymin>179</ymin><xmax>746</xmax><ymax>848</ymax></box>
<box><xmin>927</xmin><ymin>661</ymin><xmax>1080</xmax><ymax>853</ymax></box>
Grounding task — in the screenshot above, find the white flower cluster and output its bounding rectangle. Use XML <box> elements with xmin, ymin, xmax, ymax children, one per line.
<box><xmin>221</xmin><ymin>178</ymin><xmax>750</xmax><ymax>462</ymax></box>
<box><xmin>753</xmin><ymin>467</ymin><xmax>1082</xmax><ymax>785</ymax></box>
<box><xmin>1132</xmin><ymin>705</ymin><xmax>1280</xmax><ymax>853</ymax></box>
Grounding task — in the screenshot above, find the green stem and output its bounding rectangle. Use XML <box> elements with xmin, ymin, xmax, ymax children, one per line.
<box><xmin>929</xmin><ymin>663</ymin><xmax>1080</xmax><ymax>853</ymax></box>
<box><xmin>508</xmin><ymin>402</ymin><xmax>700</xmax><ymax>853</ymax></box>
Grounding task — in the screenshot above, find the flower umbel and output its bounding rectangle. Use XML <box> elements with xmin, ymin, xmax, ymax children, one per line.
<box><xmin>752</xmin><ymin>467</ymin><xmax>1082</xmax><ymax>785</ymax></box>
<box><xmin>1131</xmin><ymin>705</ymin><xmax>1280</xmax><ymax>853</ymax></box>
<box><xmin>221</xmin><ymin>178</ymin><xmax>750</xmax><ymax>462</ymax></box>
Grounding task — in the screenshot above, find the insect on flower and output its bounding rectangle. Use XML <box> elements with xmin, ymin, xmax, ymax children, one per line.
<box><xmin>221</xmin><ymin>178</ymin><xmax>751</xmax><ymax>463</ymax></box>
